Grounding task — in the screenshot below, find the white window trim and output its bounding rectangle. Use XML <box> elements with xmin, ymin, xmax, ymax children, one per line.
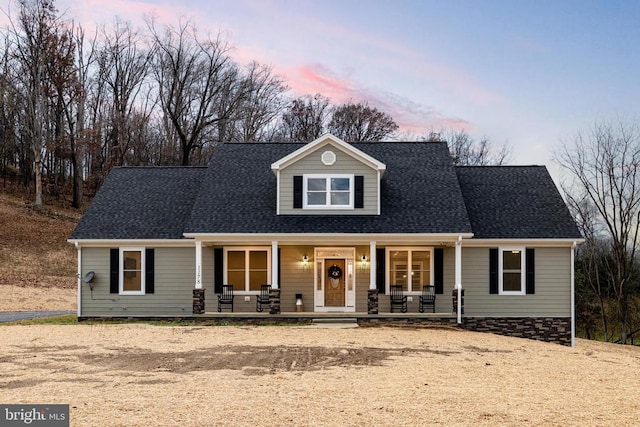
<box><xmin>499</xmin><ymin>246</ymin><xmax>526</xmax><ymax>295</ymax></box>
<box><xmin>385</xmin><ymin>247</ymin><xmax>434</xmax><ymax>294</ymax></box>
<box><xmin>303</xmin><ymin>174</ymin><xmax>354</xmax><ymax>209</ymax></box>
<box><xmin>119</xmin><ymin>247</ymin><xmax>145</xmax><ymax>295</ymax></box>
<box><xmin>223</xmin><ymin>247</ymin><xmax>271</xmax><ymax>294</ymax></box>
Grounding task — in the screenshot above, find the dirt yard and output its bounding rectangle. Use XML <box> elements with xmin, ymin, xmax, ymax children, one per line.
<box><xmin>1</xmin><ymin>324</ymin><xmax>639</xmax><ymax>426</ymax></box>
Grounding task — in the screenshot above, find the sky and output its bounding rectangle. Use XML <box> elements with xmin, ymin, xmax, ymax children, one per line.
<box><xmin>4</xmin><ymin>0</ymin><xmax>640</xmax><ymax>182</ymax></box>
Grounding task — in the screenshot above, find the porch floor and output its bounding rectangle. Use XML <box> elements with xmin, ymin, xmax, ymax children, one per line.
<box><xmin>197</xmin><ymin>311</ymin><xmax>457</xmax><ymax>320</ymax></box>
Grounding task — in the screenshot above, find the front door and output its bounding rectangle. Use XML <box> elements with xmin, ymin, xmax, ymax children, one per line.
<box><xmin>324</xmin><ymin>259</ymin><xmax>345</xmax><ymax>307</ymax></box>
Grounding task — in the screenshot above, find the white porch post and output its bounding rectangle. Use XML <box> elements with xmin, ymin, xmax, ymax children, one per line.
<box><xmin>455</xmin><ymin>236</ymin><xmax>463</xmax><ymax>324</ymax></box>
<box><xmin>271</xmin><ymin>241</ymin><xmax>279</xmax><ymax>288</ymax></box>
<box><xmin>369</xmin><ymin>241</ymin><xmax>377</xmax><ymax>289</ymax></box>
<box><xmin>195</xmin><ymin>241</ymin><xmax>202</xmax><ymax>289</ymax></box>
<box><xmin>571</xmin><ymin>241</ymin><xmax>576</xmax><ymax>347</ymax></box>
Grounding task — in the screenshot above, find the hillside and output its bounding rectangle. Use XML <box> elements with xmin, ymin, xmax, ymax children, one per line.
<box><xmin>0</xmin><ymin>193</ymin><xmax>79</xmax><ymax>311</ymax></box>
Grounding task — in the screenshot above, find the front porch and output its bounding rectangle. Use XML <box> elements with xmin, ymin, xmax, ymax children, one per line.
<box><xmin>191</xmin><ymin>238</ymin><xmax>465</xmax><ymax>319</ymax></box>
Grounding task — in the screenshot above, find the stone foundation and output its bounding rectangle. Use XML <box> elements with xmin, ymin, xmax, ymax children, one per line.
<box><xmin>192</xmin><ymin>289</ymin><xmax>205</xmax><ymax>314</ymax></box>
<box><xmin>452</xmin><ymin>289</ymin><xmax>465</xmax><ymax>314</ymax></box>
<box><xmin>367</xmin><ymin>289</ymin><xmax>379</xmax><ymax>314</ymax></box>
<box><xmin>462</xmin><ymin>317</ymin><xmax>572</xmax><ymax>346</ymax></box>
<box><xmin>269</xmin><ymin>289</ymin><xmax>281</xmax><ymax>314</ymax></box>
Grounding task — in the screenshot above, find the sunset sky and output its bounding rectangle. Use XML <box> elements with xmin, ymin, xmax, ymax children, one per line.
<box><xmin>5</xmin><ymin>0</ymin><xmax>640</xmax><ymax>178</ymax></box>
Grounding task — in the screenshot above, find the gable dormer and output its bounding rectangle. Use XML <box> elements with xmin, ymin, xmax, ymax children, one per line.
<box><xmin>271</xmin><ymin>134</ymin><xmax>386</xmax><ymax>215</ymax></box>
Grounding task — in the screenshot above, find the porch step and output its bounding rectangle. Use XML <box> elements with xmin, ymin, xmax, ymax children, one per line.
<box><xmin>309</xmin><ymin>318</ymin><xmax>359</xmax><ymax>328</ymax></box>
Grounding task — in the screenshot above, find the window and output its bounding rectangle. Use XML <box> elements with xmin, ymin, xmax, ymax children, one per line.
<box><xmin>224</xmin><ymin>248</ymin><xmax>270</xmax><ymax>292</ymax></box>
<box><xmin>120</xmin><ymin>248</ymin><xmax>145</xmax><ymax>295</ymax></box>
<box><xmin>499</xmin><ymin>247</ymin><xmax>525</xmax><ymax>295</ymax></box>
<box><xmin>387</xmin><ymin>248</ymin><xmax>433</xmax><ymax>293</ymax></box>
<box><xmin>303</xmin><ymin>174</ymin><xmax>353</xmax><ymax>209</ymax></box>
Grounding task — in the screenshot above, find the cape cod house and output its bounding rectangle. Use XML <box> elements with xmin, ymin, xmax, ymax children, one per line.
<box><xmin>69</xmin><ymin>134</ymin><xmax>582</xmax><ymax>345</ymax></box>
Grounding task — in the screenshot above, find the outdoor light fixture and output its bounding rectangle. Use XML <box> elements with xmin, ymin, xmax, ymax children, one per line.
<box><xmin>302</xmin><ymin>255</ymin><xmax>309</xmax><ymax>263</ymax></box>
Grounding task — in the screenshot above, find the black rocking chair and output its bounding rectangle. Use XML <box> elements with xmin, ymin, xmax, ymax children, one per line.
<box><xmin>419</xmin><ymin>285</ymin><xmax>436</xmax><ymax>313</ymax></box>
<box><xmin>256</xmin><ymin>284</ymin><xmax>271</xmax><ymax>312</ymax></box>
<box><xmin>389</xmin><ymin>285</ymin><xmax>408</xmax><ymax>313</ymax></box>
<box><xmin>217</xmin><ymin>284</ymin><xmax>235</xmax><ymax>312</ymax></box>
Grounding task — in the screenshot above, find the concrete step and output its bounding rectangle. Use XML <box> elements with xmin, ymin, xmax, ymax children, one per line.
<box><xmin>311</xmin><ymin>318</ymin><xmax>358</xmax><ymax>324</ymax></box>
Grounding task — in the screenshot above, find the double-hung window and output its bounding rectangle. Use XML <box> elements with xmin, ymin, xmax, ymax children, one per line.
<box><xmin>120</xmin><ymin>247</ymin><xmax>145</xmax><ymax>295</ymax></box>
<box><xmin>303</xmin><ymin>174</ymin><xmax>353</xmax><ymax>209</ymax></box>
<box><xmin>499</xmin><ymin>247</ymin><xmax>526</xmax><ymax>295</ymax></box>
<box><xmin>224</xmin><ymin>248</ymin><xmax>270</xmax><ymax>292</ymax></box>
<box><xmin>387</xmin><ymin>248</ymin><xmax>433</xmax><ymax>293</ymax></box>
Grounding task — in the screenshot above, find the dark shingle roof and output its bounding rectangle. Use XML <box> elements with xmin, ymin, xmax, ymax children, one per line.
<box><xmin>455</xmin><ymin>166</ymin><xmax>581</xmax><ymax>239</ymax></box>
<box><xmin>185</xmin><ymin>142</ymin><xmax>473</xmax><ymax>234</ymax></box>
<box><xmin>70</xmin><ymin>167</ymin><xmax>206</xmax><ymax>239</ymax></box>
<box><xmin>70</xmin><ymin>142</ymin><xmax>581</xmax><ymax>240</ymax></box>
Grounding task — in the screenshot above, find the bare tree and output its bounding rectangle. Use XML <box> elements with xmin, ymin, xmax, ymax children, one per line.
<box><xmin>278</xmin><ymin>93</ymin><xmax>330</xmax><ymax>142</ymax></box>
<box><xmin>556</xmin><ymin>119</ymin><xmax>640</xmax><ymax>343</ymax></box>
<box><xmin>98</xmin><ymin>18</ymin><xmax>153</xmax><ymax>168</ymax></box>
<box><xmin>328</xmin><ymin>101</ymin><xmax>398</xmax><ymax>142</ymax></box>
<box><xmin>149</xmin><ymin>19</ymin><xmax>242</xmax><ymax>165</ymax></box>
<box><xmin>570</xmin><ymin>196</ymin><xmax>610</xmax><ymax>340</ymax></box>
<box><xmin>426</xmin><ymin>130</ymin><xmax>510</xmax><ymax>165</ymax></box>
<box><xmin>233</xmin><ymin>61</ymin><xmax>287</xmax><ymax>142</ymax></box>
<box><xmin>9</xmin><ymin>0</ymin><xmax>61</xmax><ymax>208</ymax></box>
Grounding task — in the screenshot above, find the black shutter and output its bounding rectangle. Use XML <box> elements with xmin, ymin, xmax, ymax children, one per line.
<box><xmin>214</xmin><ymin>248</ymin><xmax>223</xmax><ymax>294</ymax></box>
<box><xmin>434</xmin><ymin>248</ymin><xmax>444</xmax><ymax>294</ymax></box>
<box><xmin>277</xmin><ymin>248</ymin><xmax>281</xmax><ymax>288</ymax></box>
<box><xmin>489</xmin><ymin>248</ymin><xmax>498</xmax><ymax>294</ymax></box>
<box><xmin>376</xmin><ymin>248</ymin><xmax>386</xmax><ymax>293</ymax></box>
<box><xmin>110</xmin><ymin>248</ymin><xmax>119</xmax><ymax>294</ymax></box>
<box><xmin>526</xmin><ymin>248</ymin><xmax>535</xmax><ymax>294</ymax></box>
<box><xmin>293</xmin><ymin>176</ymin><xmax>303</xmax><ymax>208</ymax></box>
<box><xmin>145</xmin><ymin>248</ymin><xmax>155</xmax><ymax>294</ymax></box>
<box><xmin>355</xmin><ymin>175</ymin><xmax>364</xmax><ymax>209</ymax></box>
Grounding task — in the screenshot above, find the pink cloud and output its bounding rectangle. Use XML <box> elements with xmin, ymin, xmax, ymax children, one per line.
<box><xmin>279</xmin><ymin>63</ymin><xmax>471</xmax><ymax>137</ymax></box>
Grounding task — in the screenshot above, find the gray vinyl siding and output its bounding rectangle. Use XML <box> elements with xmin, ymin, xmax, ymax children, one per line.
<box><xmin>80</xmin><ymin>247</ymin><xmax>196</xmax><ymax>316</ymax></box>
<box><xmin>280</xmin><ymin>142</ymin><xmax>379</xmax><ymax>215</ymax></box>
<box><xmin>462</xmin><ymin>246</ymin><xmax>571</xmax><ymax>317</ymax></box>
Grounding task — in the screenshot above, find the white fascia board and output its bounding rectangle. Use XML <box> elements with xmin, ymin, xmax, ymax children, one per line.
<box><xmin>182</xmin><ymin>233</ymin><xmax>473</xmax><ymax>245</ymax></box>
<box><xmin>461</xmin><ymin>238</ymin><xmax>585</xmax><ymax>248</ymax></box>
<box><xmin>67</xmin><ymin>239</ymin><xmax>196</xmax><ymax>248</ymax></box>
<box><xmin>270</xmin><ymin>133</ymin><xmax>386</xmax><ymax>174</ymax></box>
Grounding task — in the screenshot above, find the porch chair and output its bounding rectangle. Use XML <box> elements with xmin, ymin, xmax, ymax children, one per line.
<box><xmin>256</xmin><ymin>284</ymin><xmax>271</xmax><ymax>312</ymax></box>
<box><xmin>217</xmin><ymin>284</ymin><xmax>235</xmax><ymax>312</ymax></box>
<box><xmin>389</xmin><ymin>285</ymin><xmax>407</xmax><ymax>313</ymax></box>
<box><xmin>419</xmin><ymin>285</ymin><xmax>436</xmax><ymax>313</ymax></box>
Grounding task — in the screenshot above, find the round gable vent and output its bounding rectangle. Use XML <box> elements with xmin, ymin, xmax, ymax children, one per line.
<box><xmin>321</xmin><ymin>150</ymin><xmax>336</xmax><ymax>166</ymax></box>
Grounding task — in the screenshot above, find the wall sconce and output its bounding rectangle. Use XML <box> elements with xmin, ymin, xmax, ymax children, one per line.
<box><xmin>302</xmin><ymin>255</ymin><xmax>309</xmax><ymax>263</ymax></box>
<box><xmin>359</xmin><ymin>254</ymin><xmax>368</xmax><ymax>272</ymax></box>
<box><xmin>302</xmin><ymin>254</ymin><xmax>310</xmax><ymax>271</ymax></box>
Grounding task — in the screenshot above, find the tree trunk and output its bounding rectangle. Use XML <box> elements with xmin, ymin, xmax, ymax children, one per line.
<box><xmin>71</xmin><ymin>150</ymin><xmax>83</xmax><ymax>208</ymax></box>
<box><xmin>34</xmin><ymin>155</ymin><xmax>42</xmax><ymax>208</ymax></box>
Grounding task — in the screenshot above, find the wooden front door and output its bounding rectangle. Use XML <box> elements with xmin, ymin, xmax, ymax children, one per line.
<box><xmin>325</xmin><ymin>259</ymin><xmax>345</xmax><ymax>307</ymax></box>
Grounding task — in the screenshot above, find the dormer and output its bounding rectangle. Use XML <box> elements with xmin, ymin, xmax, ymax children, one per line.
<box><xmin>271</xmin><ymin>134</ymin><xmax>386</xmax><ymax>215</ymax></box>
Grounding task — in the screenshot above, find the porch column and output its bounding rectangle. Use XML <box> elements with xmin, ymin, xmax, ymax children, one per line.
<box><xmin>369</xmin><ymin>241</ymin><xmax>377</xmax><ymax>289</ymax></box>
<box><xmin>455</xmin><ymin>236</ymin><xmax>462</xmax><ymax>324</ymax></box>
<box><xmin>195</xmin><ymin>240</ymin><xmax>202</xmax><ymax>289</ymax></box>
<box><xmin>271</xmin><ymin>241</ymin><xmax>279</xmax><ymax>288</ymax></box>
<box><xmin>571</xmin><ymin>241</ymin><xmax>577</xmax><ymax>347</ymax></box>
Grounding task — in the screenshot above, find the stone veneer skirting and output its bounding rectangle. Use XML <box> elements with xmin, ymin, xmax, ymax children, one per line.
<box><xmin>192</xmin><ymin>289</ymin><xmax>205</xmax><ymax>314</ymax></box>
<box><xmin>462</xmin><ymin>317</ymin><xmax>571</xmax><ymax>346</ymax></box>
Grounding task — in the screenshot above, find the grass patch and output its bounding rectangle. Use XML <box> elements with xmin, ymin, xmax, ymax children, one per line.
<box><xmin>2</xmin><ymin>314</ymin><xmax>79</xmax><ymax>326</ymax></box>
<box><xmin>2</xmin><ymin>315</ymin><xmax>307</xmax><ymax>327</ymax></box>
